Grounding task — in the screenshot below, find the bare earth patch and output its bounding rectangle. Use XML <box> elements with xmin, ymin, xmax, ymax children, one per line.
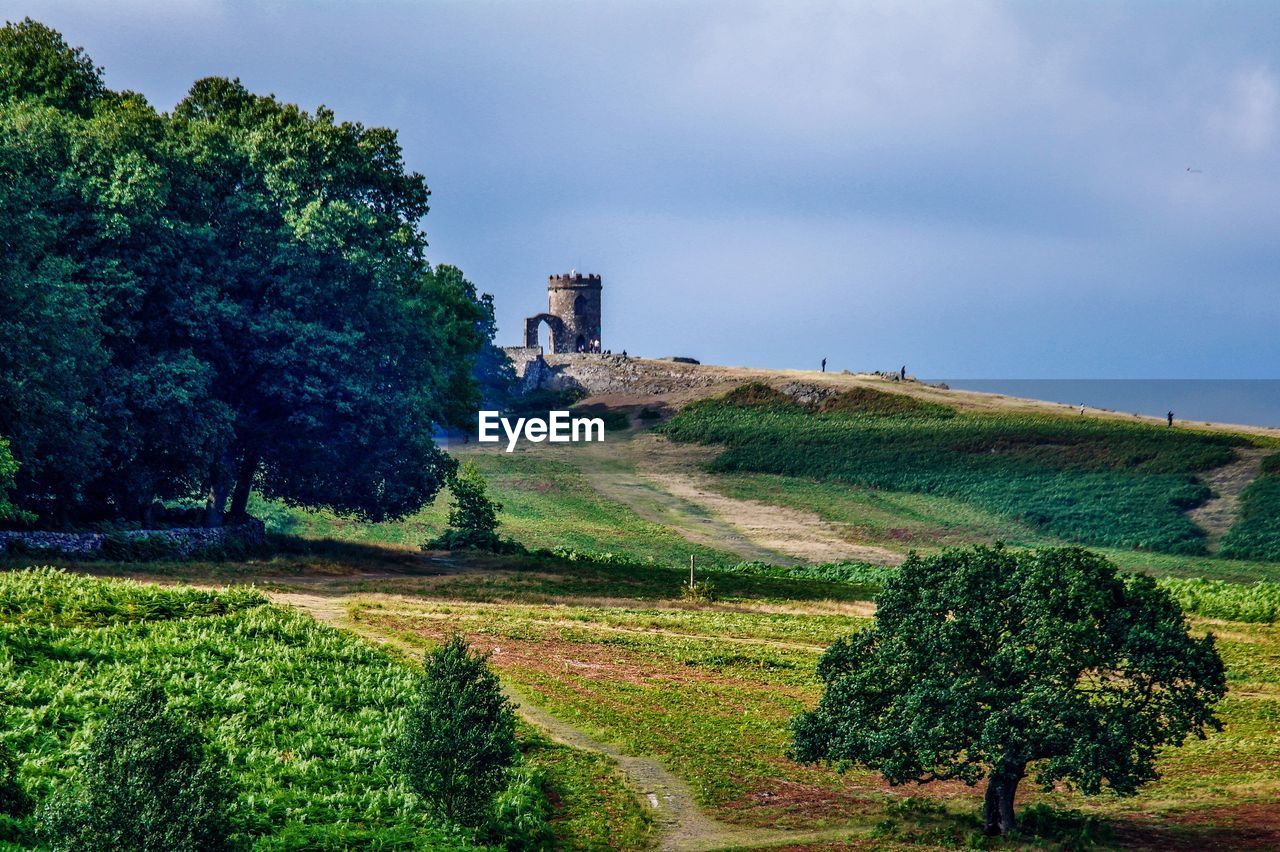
<box><xmin>1187</xmin><ymin>447</ymin><xmax>1271</xmax><ymax>549</ymax></box>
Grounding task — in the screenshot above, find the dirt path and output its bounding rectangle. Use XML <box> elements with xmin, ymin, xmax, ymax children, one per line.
<box><xmin>562</xmin><ymin>432</ymin><xmax>903</xmax><ymax>568</ymax></box>
<box><xmin>270</xmin><ymin>588</ymin><xmax>859</xmax><ymax>851</ymax></box>
<box><xmin>1188</xmin><ymin>448</ymin><xmax>1271</xmax><ymax>550</ymax></box>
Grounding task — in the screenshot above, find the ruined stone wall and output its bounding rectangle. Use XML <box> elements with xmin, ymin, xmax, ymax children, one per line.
<box><xmin>0</xmin><ymin>519</ymin><xmax>266</xmax><ymax>558</ymax></box>
<box><xmin>528</xmin><ymin>354</ymin><xmax>729</xmax><ymax>397</ymax></box>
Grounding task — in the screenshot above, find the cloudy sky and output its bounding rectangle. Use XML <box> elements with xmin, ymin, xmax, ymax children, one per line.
<box><xmin>15</xmin><ymin>1</ymin><xmax>1280</xmax><ymax>377</ymax></box>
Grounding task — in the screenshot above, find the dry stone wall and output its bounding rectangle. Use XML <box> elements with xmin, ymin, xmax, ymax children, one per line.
<box><xmin>0</xmin><ymin>519</ymin><xmax>266</xmax><ymax>558</ymax></box>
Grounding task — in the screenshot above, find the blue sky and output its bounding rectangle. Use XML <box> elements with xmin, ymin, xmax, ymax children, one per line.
<box><xmin>14</xmin><ymin>1</ymin><xmax>1280</xmax><ymax>377</ymax></box>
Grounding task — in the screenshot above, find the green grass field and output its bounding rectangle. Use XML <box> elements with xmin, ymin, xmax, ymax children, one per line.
<box><xmin>331</xmin><ymin>558</ymin><xmax>1280</xmax><ymax>850</ymax></box>
<box><xmin>658</xmin><ymin>385</ymin><xmax>1268</xmax><ymax>557</ymax></box>
<box><xmin>0</xmin><ymin>568</ymin><xmax>650</xmax><ymax>850</ymax></box>
<box><xmin>1220</xmin><ymin>455</ymin><xmax>1280</xmax><ymax>561</ymax></box>
<box><xmin>253</xmin><ymin>451</ymin><xmax>742</xmax><ymax>567</ymax></box>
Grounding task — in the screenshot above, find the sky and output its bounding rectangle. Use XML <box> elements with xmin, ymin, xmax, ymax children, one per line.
<box><xmin>11</xmin><ymin>0</ymin><xmax>1280</xmax><ymax>377</ymax></box>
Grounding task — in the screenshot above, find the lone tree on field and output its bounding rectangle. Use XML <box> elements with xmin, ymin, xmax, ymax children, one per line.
<box><xmin>395</xmin><ymin>635</ymin><xmax>518</xmax><ymax>829</ymax></box>
<box><xmin>37</xmin><ymin>685</ymin><xmax>236</xmax><ymax>851</ymax></box>
<box><xmin>425</xmin><ymin>460</ymin><xmax>509</xmax><ymax>552</ymax></box>
<box><xmin>791</xmin><ymin>545</ymin><xmax>1226</xmax><ymax>836</ymax></box>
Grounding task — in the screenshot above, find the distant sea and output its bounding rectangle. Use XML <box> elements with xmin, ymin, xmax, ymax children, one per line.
<box><xmin>931</xmin><ymin>380</ymin><xmax>1280</xmax><ymax>429</ymax></box>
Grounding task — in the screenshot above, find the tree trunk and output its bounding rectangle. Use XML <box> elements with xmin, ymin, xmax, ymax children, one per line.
<box><xmin>983</xmin><ymin>761</ymin><xmax>1026</xmax><ymax>836</ymax></box>
<box><xmin>227</xmin><ymin>450</ymin><xmax>259</xmax><ymax>520</ymax></box>
<box><xmin>204</xmin><ymin>454</ymin><xmax>232</xmax><ymax>528</ymax></box>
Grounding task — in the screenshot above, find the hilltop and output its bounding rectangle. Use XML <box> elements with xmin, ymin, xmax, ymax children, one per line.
<box><xmin>524</xmin><ymin>354</ymin><xmax>1280</xmax><ymax>439</ymax></box>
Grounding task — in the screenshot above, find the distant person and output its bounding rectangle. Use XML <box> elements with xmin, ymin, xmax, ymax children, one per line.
<box><xmin>821</xmin><ymin>357</ymin><xmax>827</xmax><ymax>373</ymax></box>
<box><xmin>1080</xmin><ymin>403</ymin><xmax>1086</xmax><ymax>416</ymax></box>
<box><xmin>900</xmin><ymin>365</ymin><xmax>907</xmax><ymax>381</ymax></box>
<box><xmin>622</xmin><ymin>350</ymin><xmax>628</xmax><ymax>361</ymax></box>
<box><xmin>1168</xmin><ymin>411</ymin><xmax>1175</xmax><ymax>427</ymax></box>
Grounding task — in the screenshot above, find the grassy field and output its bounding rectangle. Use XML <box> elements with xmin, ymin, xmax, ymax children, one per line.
<box><xmin>321</xmin><ymin>558</ymin><xmax>1280</xmax><ymax>850</ymax></box>
<box><xmin>0</xmin><ymin>568</ymin><xmax>651</xmax><ymax>850</ymax></box>
<box><xmin>253</xmin><ymin>450</ymin><xmax>742</xmax><ymax>567</ymax></box>
<box><xmin>657</xmin><ymin>384</ymin><xmax>1266</xmax><ymax>557</ymax></box>
<box><xmin>1220</xmin><ymin>454</ymin><xmax>1280</xmax><ymax>561</ymax></box>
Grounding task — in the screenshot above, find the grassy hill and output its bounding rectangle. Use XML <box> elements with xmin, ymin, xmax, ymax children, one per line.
<box><xmin>9</xmin><ymin>362</ymin><xmax>1280</xmax><ymax>849</ymax></box>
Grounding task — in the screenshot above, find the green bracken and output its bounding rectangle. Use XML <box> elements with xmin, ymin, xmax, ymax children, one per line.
<box><xmin>660</xmin><ymin>386</ymin><xmax>1249</xmax><ymax>556</ymax></box>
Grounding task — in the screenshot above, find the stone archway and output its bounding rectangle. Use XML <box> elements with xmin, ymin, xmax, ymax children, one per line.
<box><xmin>524</xmin><ymin>313</ymin><xmax>566</xmax><ymax>352</ymax></box>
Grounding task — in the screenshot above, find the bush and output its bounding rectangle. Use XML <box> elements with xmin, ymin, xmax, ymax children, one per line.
<box><xmin>571</xmin><ymin>403</ymin><xmax>629</xmax><ymax>431</ymax></box>
<box><xmin>487</xmin><ymin>766</ymin><xmax>554</xmax><ymax>851</ymax></box>
<box><xmin>0</xmin><ymin>438</ymin><xmax>33</xmax><ymax>526</ymax></box>
<box><xmin>36</xmin><ymin>685</ymin><xmax>236</xmax><ymax>852</ymax></box>
<box><xmin>425</xmin><ymin>460</ymin><xmax>517</xmax><ymax>552</ymax></box>
<box><xmin>396</xmin><ymin>636</ymin><xmax>518</xmax><ymax>829</ymax></box>
<box><xmin>681</xmin><ymin>579</ymin><xmax>719</xmax><ymax>603</ymax></box>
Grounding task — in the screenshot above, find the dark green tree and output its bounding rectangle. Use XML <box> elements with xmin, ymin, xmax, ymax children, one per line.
<box><xmin>792</xmin><ymin>546</ymin><xmax>1226</xmax><ymax>836</ymax></box>
<box><xmin>168</xmin><ymin>77</ymin><xmax>475</xmax><ymax>523</ymax></box>
<box><xmin>37</xmin><ymin>685</ymin><xmax>236</xmax><ymax>851</ymax></box>
<box><xmin>396</xmin><ymin>636</ymin><xmax>518</xmax><ymax>828</ymax></box>
<box><xmin>0</xmin><ymin>439</ymin><xmax>26</xmax><ymax>524</ymax></box>
<box><xmin>0</xmin><ymin>18</ymin><xmax>104</xmax><ymax>114</ymax></box>
<box><xmin>0</xmin><ymin>22</ymin><xmax>496</xmax><ymax>527</ymax></box>
<box><xmin>426</xmin><ymin>460</ymin><xmax>508</xmax><ymax>551</ymax></box>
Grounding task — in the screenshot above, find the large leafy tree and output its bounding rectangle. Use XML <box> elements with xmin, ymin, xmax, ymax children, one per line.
<box><xmin>792</xmin><ymin>546</ymin><xmax>1226</xmax><ymax>836</ymax></box>
<box><xmin>0</xmin><ymin>21</ymin><xmax>498</xmax><ymax>526</ymax></box>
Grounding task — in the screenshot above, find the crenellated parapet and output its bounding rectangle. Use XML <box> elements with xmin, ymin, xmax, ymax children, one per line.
<box><xmin>524</xmin><ymin>271</ymin><xmax>603</xmax><ymax>353</ymax></box>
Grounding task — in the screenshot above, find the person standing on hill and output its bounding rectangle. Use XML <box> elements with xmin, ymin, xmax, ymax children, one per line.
<box><xmin>900</xmin><ymin>365</ymin><xmax>907</xmax><ymax>381</ymax></box>
<box><xmin>1167</xmin><ymin>411</ymin><xmax>1175</xmax><ymax>427</ymax></box>
<box><xmin>821</xmin><ymin>357</ymin><xmax>827</xmax><ymax>373</ymax></box>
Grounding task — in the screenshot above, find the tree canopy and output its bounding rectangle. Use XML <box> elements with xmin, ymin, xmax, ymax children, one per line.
<box><xmin>791</xmin><ymin>545</ymin><xmax>1226</xmax><ymax>836</ymax></box>
<box><xmin>0</xmin><ymin>20</ymin><xmax>504</xmax><ymax>527</ymax></box>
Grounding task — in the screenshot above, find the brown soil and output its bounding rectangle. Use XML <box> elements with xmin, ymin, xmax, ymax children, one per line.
<box><xmin>1114</xmin><ymin>803</ymin><xmax>1280</xmax><ymax>850</ymax></box>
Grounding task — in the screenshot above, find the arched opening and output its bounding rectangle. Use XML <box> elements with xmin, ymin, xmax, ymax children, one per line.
<box><xmin>524</xmin><ymin>313</ymin><xmax>565</xmax><ymax>353</ymax></box>
<box><xmin>573</xmin><ymin>293</ymin><xmax>586</xmax><ymax>315</ymax></box>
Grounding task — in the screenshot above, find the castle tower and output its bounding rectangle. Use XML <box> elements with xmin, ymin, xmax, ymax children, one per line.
<box><xmin>544</xmin><ymin>272</ymin><xmax>602</xmax><ymax>353</ymax></box>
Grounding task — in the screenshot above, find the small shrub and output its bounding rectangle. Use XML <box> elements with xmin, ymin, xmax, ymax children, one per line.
<box><xmin>487</xmin><ymin>766</ymin><xmax>554</xmax><ymax>851</ymax></box>
<box><xmin>720</xmin><ymin>382</ymin><xmax>798</xmax><ymax>409</ymax></box>
<box><xmin>1157</xmin><ymin>577</ymin><xmax>1280</xmax><ymax>623</ymax></box>
<box><xmin>396</xmin><ymin>636</ymin><xmax>518</xmax><ymax>829</ymax></box>
<box><xmin>1016</xmin><ymin>803</ymin><xmax>1112</xmax><ymax>850</ymax></box>
<box><xmin>637</xmin><ymin>406</ymin><xmax>665</xmax><ymax>421</ymax></box>
<box><xmin>36</xmin><ymin>685</ymin><xmax>236</xmax><ymax>852</ymax></box>
<box><xmin>425</xmin><ymin>461</ymin><xmax>520</xmax><ymax>552</ymax></box>
<box><xmin>571</xmin><ymin>404</ymin><xmax>629</xmax><ymax>431</ymax></box>
<box><xmin>681</xmin><ymin>579</ymin><xmax>718</xmax><ymax>603</ymax></box>
<box><xmin>817</xmin><ymin>387</ymin><xmax>953</xmax><ymax>418</ymax></box>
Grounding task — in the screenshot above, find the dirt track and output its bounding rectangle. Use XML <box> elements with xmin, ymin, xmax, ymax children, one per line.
<box><xmin>272</xmin><ymin>587</ymin><xmax>860</xmax><ymax>851</ymax></box>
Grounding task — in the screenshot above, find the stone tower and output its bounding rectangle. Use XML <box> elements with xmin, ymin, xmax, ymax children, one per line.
<box><xmin>523</xmin><ymin>272</ymin><xmax>602</xmax><ymax>353</ymax></box>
